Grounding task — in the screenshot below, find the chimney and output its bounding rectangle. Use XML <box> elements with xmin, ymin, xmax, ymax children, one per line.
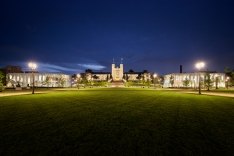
<box><xmin>180</xmin><ymin>65</ymin><xmax>182</xmax><ymax>73</ymax></box>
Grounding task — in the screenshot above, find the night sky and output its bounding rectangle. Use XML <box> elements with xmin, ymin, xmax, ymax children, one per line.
<box><xmin>1</xmin><ymin>0</ymin><xmax>234</xmax><ymax>74</ymax></box>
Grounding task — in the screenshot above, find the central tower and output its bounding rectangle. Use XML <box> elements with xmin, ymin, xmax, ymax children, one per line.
<box><xmin>111</xmin><ymin>62</ymin><xmax>123</xmax><ymax>81</ymax></box>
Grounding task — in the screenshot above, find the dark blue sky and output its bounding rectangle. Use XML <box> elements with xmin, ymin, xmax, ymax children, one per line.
<box><xmin>0</xmin><ymin>0</ymin><xmax>234</xmax><ymax>74</ymax></box>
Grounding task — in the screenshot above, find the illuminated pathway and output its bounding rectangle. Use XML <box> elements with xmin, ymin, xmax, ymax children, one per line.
<box><xmin>0</xmin><ymin>89</ymin><xmax>233</xmax><ymax>98</ymax></box>
<box><xmin>185</xmin><ymin>91</ymin><xmax>234</xmax><ymax>98</ymax></box>
<box><xmin>0</xmin><ymin>91</ymin><xmax>48</xmax><ymax>97</ymax></box>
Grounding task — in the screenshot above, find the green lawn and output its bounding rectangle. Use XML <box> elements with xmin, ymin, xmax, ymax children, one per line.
<box><xmin>205</xmin><ymin>88</ymin><xmax>234</xmax><ymax>94</ymax></box>
<box><xmin>0</xmin><ymin>88</ymin><xmax>233</xmax><ymax>155</ymax></box>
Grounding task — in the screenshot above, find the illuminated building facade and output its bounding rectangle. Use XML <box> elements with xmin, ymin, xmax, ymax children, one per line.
<box><xmin>6</xmin><ymin>73</ymin><xmax>71</xmax><ymax>88</ymax></box>
<box><xmin>83</xmin><ymin>63</ymin><xmax>151</xmax><ymax>82</ymax></box>
<box><xmin>163</xmin><ymin>72</ymin><xmax>226</xmax><ymax>88</ymax></box>
<box><xmin>6</xmin><ymin>62</ymin><xmax>151</xmax><ymax>88</ymax></box>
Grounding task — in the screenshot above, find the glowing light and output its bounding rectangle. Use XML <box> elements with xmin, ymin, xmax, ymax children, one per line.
<box><xmin>153</xmin><ymin>73</ymin><xmax>157</xmax><ymax>78</ymax></box>
<box><xmin>195</xmin><ymin>61</ymin><xmax>205</xmax><ymax>95</ymax></box>
<box><xmin>195</xmin><ymin>61</ymin><xmax>205</xmax><ymax>70</ymax></box>
<box><xmin>28</xmin><ymin>62</ymin><xmax>37</xmax><ymax>70</ymax></box>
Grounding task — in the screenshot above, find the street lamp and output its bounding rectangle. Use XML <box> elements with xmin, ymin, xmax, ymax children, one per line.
<box><xmin>77</xmin><ymin>74</ymin><xmax>80</xmax><ymax>89</ymax></box>
<box><xmin>28</xmin><ymin>62</ymin><xmax>37</xmax><ymax>94</ymax></box>
<box><xmin>153</xmin><ymin>73</ymin><xmax>157</xmax><ymax>89</ymax></box>
<box><xmin>226</xmin><ymin>77</ymin><xmax>230</xmax><ymax>89</ymax></box>
<box><xmin>195</xmin><ymin>61</ymin><xmax>205</xmax><ymax>95</ymax></box>
<box><xmin>214</xmin><ymin>74</ymin><xmax>218</xmax><ymax>89</ymax></box>
<box><xmin>91</xmin><ymin>77</ymin><xmax>93</xmax><ymax>87</ymax></box>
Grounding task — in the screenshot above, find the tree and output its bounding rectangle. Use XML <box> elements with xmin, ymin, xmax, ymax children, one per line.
<box><xmin>225</xmin><ymin>77</ymin><xmax>231</xmax><ymax>89</ymax></box>
<box><xmin>129</xmin><ymin>69</ymin><xmax>134</xmax><ymax>73</ymax></box>
<box><xmin>145</xmin><ymin>79</ymin><xmax>151</xmax><ymax>88</ymax></box>
<box><xmin>61</xmin><ymin>78</ymin><xmax>65</xmax><ymax>87</ymax></box>
<box><xmin>92</xmin><ymin>75</ymin><xmax>99</xmax><ymax>80</ymax></box>
<box><xmin>152</xmin><ymin>75</ymin><xmax>159</xmax><ymax>87</ymax></box>
<box><xmin>169</xmin><ymin>75</ymin><xmax>174</xmax><ymax>87</ymax></box>
<box><xmin>204</xmin><ymin>72</ymin><xmax>213</xmax><ymax>91</ymax></box>
<box><xmin>123</xmin><ymin>74</ymin><xmax>130</xmax><ymax>82</ymax></box>
<box><xmin>124</xmin><ymin>74</ymin><xmax>129</xmax><ymax>81</ymax></box>
<box><xmin>0</xmin><ymin>69</ymin><xmax>6</xmax><ymax>86</ymax></box>
<box><xmin>0</xmin><ymin>71</ymin><xmax>4</xmax><ymax>92</ymax></box>
<box><xmin>80</xmin><ymin>75</ymin><xmax>89</xmax><ymax>87</ymax></box>
<box><xmin>136</xmin><ymin>73</ymin><xmax>143</xmax><ymax>82</ymax></box>
<box><xmin>57</xmin><ymin>76</ymin><xmax>65</xmax><ymax>87</ymax></box>
<box><xmin>224</xmin><ymin>67</ymin><xmax>234</xmax><ymax>86</ymax></box>
<box><xmin>183</xmin><ymin>77</ymin><xmax>190</xmax><ymax>88</ymax></box>
<box><xmin>76</xmin><ymin>76</ymin><xmax>80</xmax><ymax>89</ymax></box>
<box><xmin>85</xmin><ymin>69</ymin><xmax>93</xmax><ymax>73</ymax></box>
<box><xmin>16</xmin><ymin>82</ymin><xmax>21</xmax><ymax>87</ymax></box>
<box><xmin>44</xmin><ymin>76</ymin><xmax>51</xmax><ymax>88</ymax></box>
<box><xmin>122</xmin><ymin>74</ymin><xmax>126</xmax><ymax>80</ymax></box>
<box><xmin>214</xmin><ymin>76</ymin><xmax>220</xmax><ymax>89</ymax></box>
<box><xmin>159</xmin><ymin>76</ymin><xmax>164</xmax><ymax>88</ymax></box>
<box><xmin>231</xmin><ymin>71</ymin><xmax>234</xmax><ymax>86</ymax></box>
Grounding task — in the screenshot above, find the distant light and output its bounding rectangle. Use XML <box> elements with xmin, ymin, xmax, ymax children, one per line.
<box><xmin>28</xmin><ymin>62</ymin><xmax>37</xmax><ymax>70</ymax></box>
<box><xmin>153</xmin><ymin>73</ymin><xmax>157</xmax><ymax>78</ymax></box>
<box><xmin>77</xmin><ymin>74</ymin><xmax>81</xmax><ymax>78</ymax></box>
<box><xmin>195</xmin><ymin>61</ymin><xmax>205</xmax><ymax>70</ymax></box>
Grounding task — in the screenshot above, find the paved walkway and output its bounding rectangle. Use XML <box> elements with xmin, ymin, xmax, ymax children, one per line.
<box><xmin>0</xmin><ymin>91</ymin><xmax>47</xmax><ymax>97</ymax></box>
<box><xmin>185</xmin><ymin>91</ymin><xmax>234</xmax><ymax>98</ymax></box>
<box><xmin>1</xmin><ymin>89</ymin><xmax>233</xmax><ymax>98</ymax></box>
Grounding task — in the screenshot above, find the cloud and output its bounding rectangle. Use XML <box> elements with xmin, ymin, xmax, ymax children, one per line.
<box><xmin>0</xmin><ymin>60</ymin><xmax>106</xmax><ymax>73</ymax></box>
<box><xmin>78</xmin><ymin>64</ymin><xmax>106</xmax><ymax>70</ymax></box>
<box><xmin>38</xmin><ymin>63</ymin><xmax>80</xmax><ymax>73</ymax></box>
<box><xmin>14</xmin><ymin>62</ymin><xmax>81</xmax><ymax>73</ymax></box>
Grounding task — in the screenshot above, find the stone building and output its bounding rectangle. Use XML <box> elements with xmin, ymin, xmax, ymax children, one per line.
<box><xmin>123</xmin><ymin>72</ymin><xmax>151</xmax><ymax>81</ymax></box>
<box><xmin>112</xmin><ymin>63</ymin><xmax>124</xmax><ymax>81</ymax></box>
<box><xmin>5</xmin><ymin>62</ymin><xmax>152</xmax><ymax>88</ymax></box>
<box><xmin>85</xmin><ymin>72</ymin><xmax>111</xmax><ymax>81</ymax></box>
<box><xmin>6</xmin><ymin>73</ymin><xmax>71</xmax><ymax>88</ymax></box>
<box><xmin>0</xmin><ymin>65</ymin><xmax>23</xmax><ymax>85</ymax></box>
<box><xmin>163</xmin><ymin>72</ymin><xmax>226</xmax><ymax>88</ymax></box>
<box><xmin>82</xmin><ymin>63</ymin><xmax>151</xmax><ymax>82</ymax></box>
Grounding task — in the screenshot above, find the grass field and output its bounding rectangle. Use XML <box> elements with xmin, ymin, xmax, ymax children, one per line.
<box><xmin>204</xmin><ymin>88</ymin><xmax>234</xmax><ymax>94</ymax></box>
<box><xmin>0</xmin><ymin>88</ymin><xmax>233</xmax><ymax>155</ymax></box>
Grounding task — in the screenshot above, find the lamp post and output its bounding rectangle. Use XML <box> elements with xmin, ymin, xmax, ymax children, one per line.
<box><xmin>77</xmin><ymin>74</ymin><xmax>80</xmax><ymax>89</ymax></box>
<box><xmin>91</xmin><ymin>77</ymin><xmax>93</xmax><ymax>87</ymax></box>
<box><xmin>214</xmin><ymin>74</ymin><xmax>218</xmax><ymax>89</ymax></box>
<box><xmin>28</xmin><ymin>62</ymin><xmax>37</xmax><ymax>94</ymax></box>
<box><xmin>195</xmin><ymin>61</ymin><xmax>205</xmax><ymax>95</ymax></box>
<box><xmin>226</xmin><ymin>77</ymin><xmax>230</xmax><ymax>89</ymax></box>
<box><xmin>153</xmin><ymin>73</ymin><xmax>157</xmax><ymax>89</ymax></box>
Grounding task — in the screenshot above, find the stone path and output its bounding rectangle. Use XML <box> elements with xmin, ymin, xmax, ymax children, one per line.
<box><xmin>0</xmin><ymin>91</ymin><xmax>47</xmax><ymax>97</ymax></box>
<box><xmin>185</xmin><ymin>91</ymin><xmax>234</xmax><ymax>98</ymax></box>
<box><xmin>0</xmin><ymin>89</ymin><xmax>233</xmax><ymax>98</ymax></box>
<box><xmin>111</xmin><ymin>81</ymin><xmax>124</xmax><ymax>87</ymax></box>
